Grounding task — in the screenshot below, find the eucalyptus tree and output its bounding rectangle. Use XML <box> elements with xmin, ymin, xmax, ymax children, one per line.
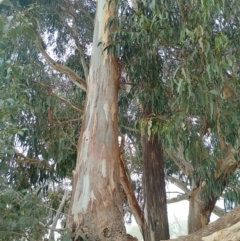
<box><xmin>0</xmin><ymin>1</ymin><xmax>88</xmax><ymax>240</ymax></box>
<box><xmin>116</xmin><ymin>2</ymin><xmax>170</xmax><ymax>239</ymax></box>
<box><xmin>2</xmin><ymin>0</ymin><xmax>240</xmax><ymax>240</ymax></box>
<box><xmin>124</xmin><ymin>0</ymin><xmax>240</xmax><ymax>235</ymax></box>
<box><xmin>1</xmin><ymin>0</ymin><xmax>139</xmax><ymax>240</ymax></box>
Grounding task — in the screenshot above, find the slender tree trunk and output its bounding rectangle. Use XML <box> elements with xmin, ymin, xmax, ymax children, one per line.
<box><xmin>188</xmin><ymin>186</ymin><xmax>216</xmax><ymax>234</ymax></box>
<box><xmin>66</xmin><ymin>1</ymin><xmax>136</xmax><ymax>240</ymax></box>
<box><xmin>142</xmin><ymin>129</ymin><xmax>170</xmax><ymax>240</ymax></box>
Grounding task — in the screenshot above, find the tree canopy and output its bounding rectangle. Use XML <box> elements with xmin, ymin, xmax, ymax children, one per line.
<box><xmin>1</xmin><ymin>0</ymin><xmax>240</xmax><ymax>240</ymax></box>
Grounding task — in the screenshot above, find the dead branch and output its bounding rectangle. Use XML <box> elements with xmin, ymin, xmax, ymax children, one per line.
<box><xmin>35</xmin><ymin>30</ymin><xmax>87</xmax><ymax>91</ymax></box>
<box><xmin>118</xmin><ymin>132</ymin><xmax>144</xmax><ymax>234</ymax></box>
<box><xmin>167</xmin><ymin>194</ymin><xmax>188</xmax><ymax>204</ymax></box>
<box><xmin>166</xmin><ymin>175</ymin><xmax>190</xmax><ymax>194</ymax></box>
<box><xmin>49</xmin><ymin>190</ymin><xmax>69</xmax><ymax>240</ymax></box>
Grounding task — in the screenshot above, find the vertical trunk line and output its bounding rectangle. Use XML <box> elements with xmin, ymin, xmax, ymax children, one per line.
<box><xmin>141</xmin><ymin>110</ymin><xmax>170</xmax><ymax>241</ymax></box>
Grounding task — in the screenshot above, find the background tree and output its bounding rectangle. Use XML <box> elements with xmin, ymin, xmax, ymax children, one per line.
<box><xmin>128</xmin><ymin>0</ymin><xmax>240</xmax><ymax>234</ymax></box>
<box><xmin>2</xmin><ymin>0</ymin><xmax>240</xmax><ymax>240</ymax></box>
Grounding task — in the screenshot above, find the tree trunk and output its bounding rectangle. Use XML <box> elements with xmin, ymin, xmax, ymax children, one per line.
<box><xmin>142</xmin><ymin>132</ymin><xmax>170</xmax><ymax>241</ymax></box>
<box><xmin>188</xmin><ymin>186</ymin><xmax>217</xmax><ymax>234</ymax></box>
<box><xmin>66</xmin><ymin>1</ymin><xmax>136</xmax><ymax>240</ymax></box>
<box><xmin>161</xmin><ymin>206</ymin><xmax>240</xmax><ymax>241</ymax></box>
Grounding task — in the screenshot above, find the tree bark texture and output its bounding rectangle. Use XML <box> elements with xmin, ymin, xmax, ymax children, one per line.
<box><xmin>142</xmin><ymin>132</ymin><xmax>170</xmax><ymax>241</ymax></box>
<box><xmin>161</xmin><ymin>206</ymin><xmax>240</xmax><ymax>241</ymax></box>
<box><xmin>188</xmin><ymin>186</ymin><xmax>216</xmax><ymax>234</ymax></box>
<box><xmin>66</xmin><ymin>1</ymin><xmax>136</xmax><ymax>240</ymax></box>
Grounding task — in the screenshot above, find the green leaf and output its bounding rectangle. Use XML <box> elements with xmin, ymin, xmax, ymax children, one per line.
<box><xmin>0</xmin><ymin>0</ymin><xmax>13</xmax><ymax>7</ymax></box>
<box><xmin>78</xmin><ymin>233</ymin><xmax>88</xmax><ymax>241</ymax></box>
<box><xmin>227</xmin><ymin>59</ymin><xmax>232</xmax><ymax>67</ymax></box>
<box><xmin>17</xmin><ymin>130</ymin><xmax>24</xmax><ymax>136</ymax></box>
<box><xmin>62</xmin><ymin>234</ymin><xmax>72</xmax><ymax>241</ymax></box>
<box><xmin>147</xmin><ymin>120</ymin><xmax>152</xmax><ymax>139</ymax></box>
<box><xmin>209</xmin><ymin>90</ymin><xmax>218</xmax><ymax>95</ymax></box>
<box><xmin>25</xmin><ymin>26</ymin><xmax>36</xmax><ymax>39</ymax></box>
<box><xmin>6</xmin><ymin>98</ymin><xmax>14</xmax><ymax>104</ymax></box>
<box><xmin>3</xmin><ymin>16</ymin><xmax>13</xmax><ymax>33</ymax></box>
<box><xmin>10</xmin><ymin>28</ymin><xmax>17</xmax><ymax>43</ymax></box>
<box><xmin>0</xmin><ymin>122</ymin><xmax>6</xmax><ymax>129</ymax></box>
<box><xmin>210</xmin><ymin>101</ymin><xmax>214</xmax><ymax>119</ymax></box>
<box><xmin>12</xmin><ymin>66</ymin><xmax>20</xmax><ymax>78</ymax></box>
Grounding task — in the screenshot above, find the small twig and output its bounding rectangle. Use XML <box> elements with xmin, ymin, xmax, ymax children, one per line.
<box><xmin>34</xmin><ymin>80</ymin><xmax>83</xmax><ymax>113</ymax></box>
<box><xmin>39</xmin><ymin>222</ymin><xmax>65</xmax><ymax>234</ymax></box>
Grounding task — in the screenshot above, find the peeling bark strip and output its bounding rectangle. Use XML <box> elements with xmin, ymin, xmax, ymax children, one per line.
<box><xmin>66</xmin><ymin>1</ymin><xmax>137</xmax><ymax>240</ymax></box>
<box><xmin>161</xmin><ymin>206</ymin><xmax>240</xmax><ymax>241</ymax></box>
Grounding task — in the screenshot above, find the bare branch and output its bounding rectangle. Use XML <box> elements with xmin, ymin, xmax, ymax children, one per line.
<box><xmin>15</xmin><ymin>152</ymin><xmax>52</xmax><ymax>170</ymax></box>
<box><xmin>213</xmin><ymin>206</ymin><xmax>225</xmax><ymax>218</ymax></box>
<box><xmin>120</xmin><ymin>125</ymin><xmax>139</xmax><ymax>133</ymax></box>
<box><xmin>119</xmin><ymin>132</ymin><xmax>144</xmax><ymax>234</ymax></box>
<box><xmin>166</xmin><ymin>149</ymin><xmax>188</xmax><ymax>176</ymax></box>
<box><xmin>166</xmin><ymin>175</ymin><xmax>190</xmax><ymax>194</ymax></box>
<box><xmin>34</xmin><ymin>80</ymin><xmax>83</xmax><ymax>113</ymax></box>
<box><xmin>56</xmin><ymin>10</ymin><xmax>89</xmax><ymax>80</ymax></box>
<box><xmin>35</xmin><ymin>30</ymin><xmax>87</xmax><ymax>91</ymax></box>
<box><xmin>177</xmin><ymin>143</ymin><xmax>194</xmax><ymax>176</ymax></box>
<box><xmin>167</xmin><ymin>194</ymin><xmax>188</xmax><ymax>204</ymax></box>
<box><xmin>49</xmin><ymin>190</ymin><xmax>69</xmax><ymax>240</ymax></box>
<box><xmin>39</xmin><ymin>222</ymin><xmax>64</xmax><ymax>234</ymax></box>
<box><xmin>73</xmin><ymin>1</ymin><xmax>94</xmax><ymax>25</ymax></box>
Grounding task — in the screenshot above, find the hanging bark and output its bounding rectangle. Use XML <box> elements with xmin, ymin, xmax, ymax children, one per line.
<box><xmin>142</xmin><ymin>126</ymin><xmax>170</xmax><ymax>240</ymax></box>
<box><xmin>66</xmin><ymin>1</ymin><xmax>137</xmax><ymax>240</ymax></box>
<box><xmin>161</xmin><ymin>206</ymin><xmax>240</xmax><ymax>241</ymax></box>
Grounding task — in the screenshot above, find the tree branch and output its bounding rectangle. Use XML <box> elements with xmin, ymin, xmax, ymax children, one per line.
<box><xmin>15</xmin><ymin>152</ymin><xmax>52</xmax><ymax>170</ymax></box>
<box><xmin>49</xmin><ymin>190</ymin><xmax>69</xmax><ymax>240</ymax></box>
<box><xmin>166</xmin><ymin>175</ymin><xmax>190</xmax><ymax>194</ymax></box>
<box><xmin>213</xmin><ymin>206</ymin><xmax>225</xmax><ymax>218</ymax></box>
<box><xmin>165</xmin><ymin>149</ymin><xmax>188</xmax><ymax>176</ymax></box>
<box><xmin>56</xmin><ymin>8</ymin><xmax>89</xmax><ymax>80</ymax></box>
<box><xmin>177</xmin><ymin>143</ymin><xmax>194</xmax><ymax>176</ymax></box>
<box><xmin>119</xmin><ymin>132</ymin><xmax>144</xmax><ymax>234</ymax></box>
<box><xmin>120</xmin><ymin>125</ymin><xmax>139</xmax><ymax>133</ymax></box>
<box><xmin>167</xmin><ymin>194</ymin><xmax>188</xmax><ymax>204</ymax></box>
<box><xmin>34</xmin><ymin>80</ymin><xmax>83</xmax><ymax>113</ymax></box>
<box><xmin>35</xmin><ymin>30</ymin><xmax>87</xmax><ymax>91</ymax></box>
<box><xmin>162</xmin><ymin>206</ymin><xmax>240</xmax><ymax>241</ymax></box>
<box><xmin>73</xmin><ymin>1</ymin><xmax>94</xmax><ymax>25</ymax></box>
